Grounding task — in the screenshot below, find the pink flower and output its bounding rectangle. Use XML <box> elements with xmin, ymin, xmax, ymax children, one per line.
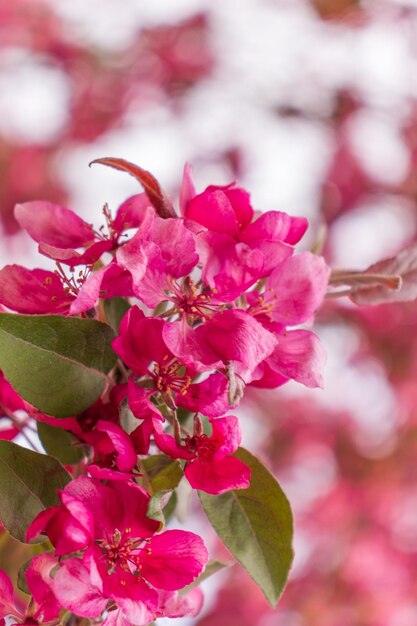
<box><xmin>0</xmin><ymin>265</ymin><xmax>74</xmax><ymax>314</ymax></box>
<box><xmin>155</xmin><ymin>415</ymin><xmax>251</xmax><ymax>494</ymax></box>
<box><xmin>83</xmin><ymin>419</ymin><xmax>139</xmax><ymax>481</ymax></box>
<box><xmin>184</xmin><ymin>179</ymin><xmax>308</xmax><ymax>286</ymax></box>
<box><xmin>163</xmin><ymin>309</ymin><xmax>278</xmax><ymax>382</ymax></box>
<box><xmin>28</xmin><ymin>478</ymin><xmax>208</xmax><ymax>622</ymax></box>
<box><xmin>113</xmin><ymin>307</ymin><xmax>196</xmax><ymax>407</ymax></box>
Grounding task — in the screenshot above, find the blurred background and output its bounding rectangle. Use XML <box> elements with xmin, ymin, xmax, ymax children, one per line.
<box><xmin>2</xmin><ymin>0</ymin><xmax>417</xmax><ymax>624</ymax></box>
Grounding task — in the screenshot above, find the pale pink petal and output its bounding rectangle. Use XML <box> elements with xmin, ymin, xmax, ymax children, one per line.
<box><xmin>156</xmin><ymin>588</ymin><xmax>204</xmax><ymax>619</ymax></box>
<box><xmin>149</xmin><ymin>216</ymin><xmax>198</xmax><ymax>277</ymax></box>
<box><xmin>26</xmin><ymin>553</ymin><xmax>61</xmax><ymax>621</ymax></box>
<box><xmin>179</xmin><ymin>163</ymin><xmax>196</xmax><ymax>216</ymax></box>
<box><xmin>266</xmin><ymin>252</ymin><xmax>330</xmax><ymax>325</ymax></box>
<box><xmin>116</xmin><ymin>597</ymin><xmax>156</xmax><ymax>626</ymax></box>
<box><xmin>116</xmin><ymin>235</ymin><xmax>160</xmax><ymax>296</ymax></box>
<box><xmin>15</xmin><ymin>201</ymin><xmax>94</xmax><ymax>247</ymax></box>
<box><xmin>185</xmin><ymin>456</ymin><xmax>250</xmax><ymax>494</ymax></box>
<box><xmin>102</xmin><ymin>608</ymin><xmax>132</xmax><ymax>626</ymax></box>
<box><xmin>140</xmin><ymin>530</ymin><xmax>208</xmax><ymax>590</ymax></box>
<box><xmin>53</xmin><ymin>558</ymin><xmax>107</xmax><ymax>618</ymax></box>
<box><xmin>267</xmin><ymin>329</ymin><xmax>326</xmax><ymax>388</ymax></box>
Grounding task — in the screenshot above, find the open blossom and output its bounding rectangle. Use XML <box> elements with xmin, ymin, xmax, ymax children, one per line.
<box><xmin>155</xmin><ymin>415</ymin><xmax>251</xmax><ymax>494</ymax></box>
<box><xmin>27</xmin><ymin>477</ymin><xmax>208</xmax><ymax>623</ymax></box>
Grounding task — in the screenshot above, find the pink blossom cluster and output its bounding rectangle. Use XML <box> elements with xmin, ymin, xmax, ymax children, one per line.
<box><xmin>0</xmin><ymin>160</ymin><xmax>329</xmax><ymax>624</ymax></box>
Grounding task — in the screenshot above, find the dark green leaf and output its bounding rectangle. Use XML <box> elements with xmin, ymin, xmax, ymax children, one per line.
<box><xmin>17</xmin><ymin>559</ymin><xmax>31</xmax><ymax>594</ymax></box>
<box><xmin>37</xmin><ymin>422</ymin><xmax>85</xmax><ymax>465</ymax></box>
<box><xmin>0</xmin><ymin>314</ymin><xmax>116</xmax><ymax>417</ymax></box>
<box><xmin>142</xmin><ymin>454</ymin><xmax>183</xmax><ymax>493</ymax></box>
<box><xmin>0</xmin><ymin>441</ymin><xmax>71</xmax><ymax>542</ymax></box>
<box><xmin>199</xmin><ymin>447</ymin><xmax>294</xmax><ymax>607</ymax></box>
<box><xmin>104</xmin><ymin>297</ymin><xmax>131</xmax><ymax>333</ymax></box>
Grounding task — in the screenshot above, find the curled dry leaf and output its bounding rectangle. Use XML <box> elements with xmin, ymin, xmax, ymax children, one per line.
<box><xmin>90</xmin><ymin>157</ymin><xmax>176</xmax><ymax>219</ymax></box>
<box><xmin>330</xmin><ymin>243</ymin><xmax>417</xmax><ymax>305</ymax></box>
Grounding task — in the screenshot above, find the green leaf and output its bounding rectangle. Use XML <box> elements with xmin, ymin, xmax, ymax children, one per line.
<box><xmin>147</xmin><ymin>490</ymin><xmax>176</xmax><ymax>524</ymax></box>
<box><xmin>0</xmin><ymin>441</ymin><xmax>71</xmax><ymax>542</ymax></box>
<box><xmin>17</xmin><ymin>559</ymin><xmax>31</xmax><ymax>594</ymax></box>
<box><xmin>199</xmin><ymin>447</ymin><xmax>294</xmax><ymax>607</ymax></box>
<box><xmin>142</xmin><ymin>454</ymin><xmax>183</xmax><ymax>493</ymax></box>
<box><xmin>37</xmin><ymin>422</ymin><xmax>85</xmax><ymax>465</ymax></box>
<box><xmin>104</xmin><ymin>297</ymin><xmax>131</xmax><ymax>333</ymax></box>
<box><xmin>182</xmin><ymin>559</ymin><xmax>231</xmax><ymax>593</ymax></box>
<box><xmin>0</xmin><ymin>314</ymin><xmax>116</xmax><ymax>417</ymax></box>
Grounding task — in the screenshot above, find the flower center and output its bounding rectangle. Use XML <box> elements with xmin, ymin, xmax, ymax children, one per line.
<box><xmin>97</xmin><ymin>528</ymin><xmax>149</xmax><ymax>575</ymax></box>
<box><xmin>151</xmin><ymin>356</ymin><xmax>191</xmax><ymax>397</ymax></box>
<box><xmin>184</xmin><ymin>434</ymin><xmax>218</xmax><ymax>460</ymax></box>
<box><xmin>169</xmin><ymin>278</ymin><xmax>218</xmax><ymax>320</ymax></box>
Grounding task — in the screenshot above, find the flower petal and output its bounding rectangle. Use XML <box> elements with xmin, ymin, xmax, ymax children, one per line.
<box><xmin>140</xmin><ymin>530</ymin><xmax>208</xmax><ymax>590</ymax></box>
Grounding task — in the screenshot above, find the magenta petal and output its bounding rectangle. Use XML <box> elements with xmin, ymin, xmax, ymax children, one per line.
<box><xmin>0</xmin><ymin>265</ymin><xmax>72</xmax><ymax>314</ymax></box>
<box><xmin>176</xmin><ymin>373</ymin><xmax>232</xmax><ymax>417</ymax></box>
<box><xmin>15</xmin><ymin>201</ymin><xmax>94</xmax><ymax>247</ymax></box>
<box><xmin>185</xmin><ymin>456</ymin><xmax>250</xmax><ymax>494</ymax></box>
<box><xmin>240</xmin><ymin>210</ymin><xmax>307</xmax><ymax>246</ymax></box>
<box><xmin>197</xmin><ymin>232</ymin><xmax>264</xmax><ymax>299</ymax></box>
<box><xmin>267</xmin><ymin>329</ymin><xmax>326</xmax><ymax>388</ymax></box>
<box><xmin>26</xmin><ymin>506</ymin><xmax>62</xmax><ymax>543</ymax></box>
<box><xmin>87</xmin><ymin>465</ymin><xmax>137</xmax><ymax>481</ymax></box>
<box><xmin>140</xmin><ymin>530</ymin><xmax>208</xmax><ymax>590</ymax></box>
<box><xmin>26</xmin><ymin>553</ymin><xmax>61</xmax><ymax>622</ymax></box>
<box><xmin>113</xmin><ymin>315</ymin><xmax>170</xmax><ymax>374</ymax></box>
<box><xmin>53</xmin><ymin>558</ymin><xmax>107</xmax><ymax>618</ymax></box>
<box><xmin>95</xmin><ymin>420</ymin><xmax>137</xmax><ymax>472</ymax></box>
<box><xmin>39</xmin><ymin>239</ymin><xmax>113</xmax><ymax>266</ymax></box>
<box><xmin>59</xmin><ymin>492</ymin><xmax>94</xmax><ymax>537</ymax></box>
<box><xmin>113</xmin><ymin>193</ymin><xmax>153</xmax><ymax>235</ymax></box>
<box><xmin>267</xmin><ymin>252</ymin><xmax>330</xmax><ymax>325</ymax></box>
<box><xmin>199</xmin><ymin>309</ymin><xmax>278</xmax><ymax>371</ymax></box>
<box><xmin>70</xmin><ymin>263</ymin><xmax>132</xmax><ymax>315</ymax></box>
<box><xmin>211</xmin><ymin>415</ymin><xmax>242</xmax><ymax>458</ymax></box>
<box><xmin>0</xmin><ymin>372</ymin><xmax>25</xmax><ymax>413</ymax></box>
<box><xmin>154</xmin><ymin>424</ymin><xmax>195</xmax><ymax>461</ymax></box>
<box><xmin>0</xmin><ymin>568</ymin><xmax>19</xmax><ymax>617</ymax></box>
<box><xmin>186</xmin><ymin>189</ymin><xmax>239</xmax><ymax>236</ymax></box>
